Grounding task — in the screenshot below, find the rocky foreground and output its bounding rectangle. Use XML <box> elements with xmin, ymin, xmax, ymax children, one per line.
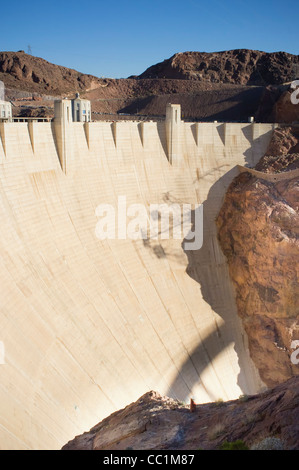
<box><xmin>62</xmin><ymin>376</ymin><xmax>299</xmax><ymax>450</ymax></box>
<box><xmin>217</xmin><ymin>126</ymin><xmax>299</xmax><ymax>387</ymax></box>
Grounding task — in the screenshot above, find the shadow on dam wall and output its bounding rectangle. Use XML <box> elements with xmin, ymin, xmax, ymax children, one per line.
<box><xmin>167</xmin><ymin>166</ymin><xmax>254</xmax><ymax>401</ymax></box>
<box><xmin>165</xmin><ymin>126</ymin><xmax>276</xmax><ymax>401</ymax></box>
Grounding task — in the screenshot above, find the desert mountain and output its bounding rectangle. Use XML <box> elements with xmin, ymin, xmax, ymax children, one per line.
<box><xmin>0</xmin><ymin>50</ymin><xmax>99</xmax><ymax>94</ymax></box>
<box><xmin>138</xmin><ymin>49</ymin><xmax>299</xmax><ymax>85</ymax></box>
<box><xmin>0</xmin><ymin>49</ymin><xmax>298</xmax><ymax>122</ymax></box>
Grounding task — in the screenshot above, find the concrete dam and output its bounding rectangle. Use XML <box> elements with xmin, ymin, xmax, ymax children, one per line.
<box><xmin>0</xmin><ymin>102</ymin><xmax>276</xmax><ymax>449</ymax></box>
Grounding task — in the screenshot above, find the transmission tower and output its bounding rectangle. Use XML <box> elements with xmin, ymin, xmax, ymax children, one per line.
<box><xmin>27</xmin><ymin>45</ymin><xmax>32</xmax><ymax>55</ymax></box>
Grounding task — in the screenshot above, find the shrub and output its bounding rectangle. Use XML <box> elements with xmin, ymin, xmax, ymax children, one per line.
<box><xmin>220</xmin><ymin>440</ymin><xmax>249</xmax><ymax>450</ymax></box>
<box><xmin>238</xmin><ymin>394</ymin><xmax>249</xmax><ymax>402</ymax></box>
<box><xmin>250</xmin><ymin>437</ymin><xmax>285</xmax><ymax>450</ymax></box>
<box><xmin>207</xmin><ymin>423</ymin><xmax>226</xmax><ymax>440</ymax></box>
<box><xmin>213</xmin><ymin>398</ymin><xmax>224</xmax><ymax>407</ymax></box>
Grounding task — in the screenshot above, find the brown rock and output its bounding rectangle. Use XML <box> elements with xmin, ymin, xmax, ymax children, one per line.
<box><xmin>0</xmin><ymin>50</ymin><xmax>97</xmax><ymax>95</ymax></box>
<box><xmin>216</xmin><ymin>128</ymin><xmax>299</xmax><ymax>387</ymax></box>
<box><xmin>63</xmin><ymin>391</ymin><xmax>187</xmax><ymax>451</ymax></box>
<box><xmin>139</xmin><ymin>50</ymin><xmax>299</xmax><ymax>86</ymax></box>
<box><xmin>62</xmin><ymin>377</ymin><xmax>299</xmax><ymax>450</ymax></box>
<box><xmin>263</xmin><ymin>126</ymin><xmax>299</xmax><ymax>158</ymax></box>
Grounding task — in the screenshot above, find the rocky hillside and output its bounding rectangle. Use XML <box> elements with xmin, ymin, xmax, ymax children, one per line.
<box><xmin>1</xmin><ymin>50</ymin><xmax>298</xmax><ymax>122</ymax></box>
<box><xmin>62</xmin><ymin>376</ymin><xmax>299</xmax><ymax>450</ymax></box>
<box><xmin>217</xmin><ymin>126</ymin><xmax>299</xmax><ymax>388</ymax></box>
<box><xmin>3</xmin><ymin>49</ymin><xmax>298</xmax><ymax>94</ymax></box>
<box><xmin>139</xmin><ymin>50</ymin><xmax>299</xmax><ymax>85</ymax></box>
<box><xmin>0</xmin><ymin>50</ymin><xmax>99</xmax><ymax>95</ymax></box>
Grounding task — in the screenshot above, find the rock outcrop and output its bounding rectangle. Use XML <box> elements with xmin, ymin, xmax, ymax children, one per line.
<box><xmin>217</xmin><ymin>127</ymin><xmax>299</xmax><ymax>387</ymax></box>
<box><xmin>139</xmin><ymin>50</ymin><xmax>299</xmax><ymax>85</ymax></box>
<box><xmin>0</xmin><ymin>50</ymin><xmax>98</xmax><ymax>94</ymax></box>
<box><xmin>62</xmin><ymin>376</ymin><xmax>299</xmax><ymax>450</ymax></box>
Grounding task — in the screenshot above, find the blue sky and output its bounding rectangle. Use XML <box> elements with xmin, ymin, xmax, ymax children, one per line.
<box><xmin>1</xmin><ymin>0</ymin><xmax>298</xmax><ymax>78</ymax></box>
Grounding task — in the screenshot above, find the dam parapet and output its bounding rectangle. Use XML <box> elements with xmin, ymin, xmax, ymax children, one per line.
<box><xmin>0</xmin><ymin>99</ymin><xmax>277</xmax><ymax>175</ymax></box>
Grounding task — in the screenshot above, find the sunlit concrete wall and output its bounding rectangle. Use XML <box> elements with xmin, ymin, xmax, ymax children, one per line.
<box><xmin>0</xmin><ymin>114</ymin><xmax>275</xmax><ymax>449</ymax></box>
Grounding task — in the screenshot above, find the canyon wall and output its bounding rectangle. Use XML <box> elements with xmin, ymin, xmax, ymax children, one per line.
<box><xmin>217</xmin><ymin>127</ymin><xmax>299</xmax><ymax>387</ymax></box>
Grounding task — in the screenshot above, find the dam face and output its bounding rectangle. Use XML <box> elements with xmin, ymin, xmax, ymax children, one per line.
<box><xmin>0</xmin><ymin>109</ymin><xmax>275</xmax><ymax>449</ymax></box>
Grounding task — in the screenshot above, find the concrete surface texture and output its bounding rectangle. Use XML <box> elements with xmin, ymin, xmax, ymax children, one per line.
<box><xmin>0</xmin><ymin>107</ymin><xmax>275</xmax><ymax>449</ymax></box>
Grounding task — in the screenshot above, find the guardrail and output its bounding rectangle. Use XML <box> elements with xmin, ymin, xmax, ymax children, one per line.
<box><xmin>12</xmin><ymin>117</ymin><xmax>52</xmax><ymax>122</ymax></box>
